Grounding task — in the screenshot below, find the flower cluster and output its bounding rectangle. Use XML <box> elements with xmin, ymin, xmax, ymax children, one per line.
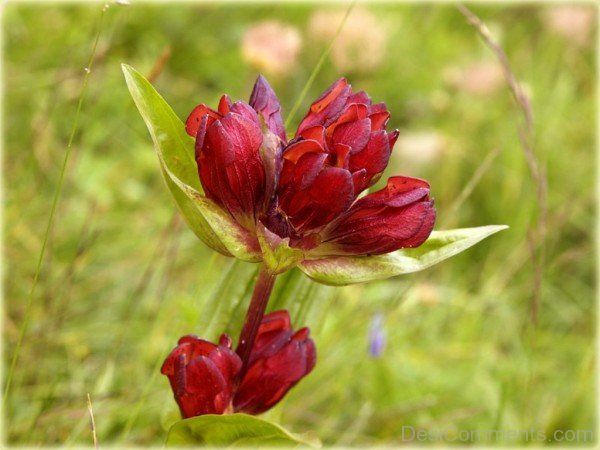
<box><xmin>162</xmin><ymin>75</ymin><xmax>435</xmax><ymax>420</ymax></box>
<box><xmin>185</xmin><ymin>76</ymin><xmax>435</xmax><ymax>265</ymax></box>
<box><xmin>162</xmin><ymin>311</ymin><xmax>315</xmax><ymax>418</ymax></box>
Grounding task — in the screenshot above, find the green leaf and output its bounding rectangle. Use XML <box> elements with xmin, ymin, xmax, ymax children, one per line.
<box><xmin>298</xmin><ymin>225</ymin><xmax>509</xmax><ymax>286</ymax></box>
<box><xmin>166</xmin><ymin>414</ymin><xmax>321</xmax><ymax>447</ymax></box>
<box><xmin>166</xmin><ymin>172</ymin><xmax>262</xmax><ymax>262</ymax></box>
<box><xmin>122</xmin><ymin>64</ymin><xmax>233</xmax><ymax>257</ymax></box>
<box><xmin>256</xmin><ymin>224</ymin><xmax>304</xmax><ymax>274</ymax></box>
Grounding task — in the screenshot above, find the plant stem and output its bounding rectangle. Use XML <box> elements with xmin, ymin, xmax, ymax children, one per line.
<box><xmin>235</xmin><ymin>265</ymin><xmax>276</xmax><ymax>380</ymax></box>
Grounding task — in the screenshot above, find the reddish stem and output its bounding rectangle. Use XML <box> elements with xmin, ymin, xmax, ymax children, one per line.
<box><xmin>235</xmin><ymin>265</ymin><xmax>276</xmax><ymax>381</ymax></box>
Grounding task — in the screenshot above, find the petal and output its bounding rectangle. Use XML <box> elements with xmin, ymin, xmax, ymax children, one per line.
<box><xmin>234</xmin><ymin>329</ymin><xmax>316</xmax><ymax>415</ymax></box>
<box><xmin>321</xmin><ymin>177</ymin><xmax>435</xmax><ymax>256</ymax></box>
<box><xmin>230</xmin><ymin>101</ymin><xmax>261</xmax><ymax>128</ymax></box>
<box><xmin>280</xmin><ymin>166</ymin><xmax>354</xmax><ymax>233</ymax></box>
<box><xmin>161</xmin><ymin>336</ymin><xmax>217</xmax><ymax>376</ymax></box>
<box><xmin>279</xmin><ymin>152</ymin><xmax>327</xmax><ymax>190</ymax></box>
<box><xmin>388</xmin><ymin>130</ymin><xmax>400</xmax><ymax>149</ymax></box>
<box><xmin>296</xmin><ymin>78</ymin><xmax>352</xmax><ymax>135</ymax></box>
<box><xmin>249</xmin><ymin>75</ymin><xmax>287</xmax><ymax>142</ymax></box>
<box><xmin>249</xmin><ymin>310</ymin><xmax>294</xmax><ymax>362</ymax></box>
<box><xmin>347</xmin><ymin>90</ymin><xmax>371</xmax><ymax>105</ymax></box>
<box><xmin>258</xmin><ymin>310</ymin><xmax>292</xmax><ymax>333</ymax></box>
<box><xmin>282</xmin><ymin>139</ymin><xmax>325</xmax><ymax>164</ymax></box>
<box><xmin>298</xmin><ymin>125</ymin><xmax>327</xmax><ymax>147</ymax></box>
<box><xmin>310</xmin><ymin>77</ymin><xmax>348</xmax><ymax>113</ymax></box>
<box><xmin>348</xmin><ymin>130</ymin><xmax>391</xmax><ymax>192</ymax></box>
<box><xmin>186</xmin><ymin>104</ymin><xmax>222</xmax><ymax>137</ymax></box>
<box><xmin>369</xmin><ymin>111</ymin><xmax>390</xmax><ymax>131</ymax></box>
<box><xmin>218</xmin><ymin>95</ymin><xmax>232</xmax><ymax>115</ymax></box>
<box><xmin>201</xmin><ymin>113</ymin><xmax>266</xmax><ymax>223</ymax></box>
<box><xmin>332</xmin><ymin>118</ymin><xmax>371</xmax><ymax>154</ymax></box>
<box><xmin>179</xmin><ymin>356</ymin><xmax>232</xmax><ymax>416</ymax></box>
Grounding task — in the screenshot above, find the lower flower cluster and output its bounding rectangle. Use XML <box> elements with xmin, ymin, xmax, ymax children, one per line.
<box><xmin>161</xmin><ymin>310</ymin><xmax>315</xmax><ymax>418</ymax></box>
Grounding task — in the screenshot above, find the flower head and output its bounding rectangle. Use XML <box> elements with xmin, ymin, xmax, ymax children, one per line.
<box><xmin>160</xmin><ymin>334</ymin><xmax>241</xmax><ymax>417</ymax></box>
<box><xmin>185</xmin><ymin>76</ymin><xmax>435</xmax><ymax>272</ymax></box>
<box><xmin>161</xmin><ymin>310</ymin><xmax>315</xmax><ymax>418</ymax></box>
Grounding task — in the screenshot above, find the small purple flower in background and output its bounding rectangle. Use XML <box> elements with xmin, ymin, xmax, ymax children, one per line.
<box><xmin>368</xmin><ymin>312</ymin><xmax>386</xmax><ymax>358</ymax></box>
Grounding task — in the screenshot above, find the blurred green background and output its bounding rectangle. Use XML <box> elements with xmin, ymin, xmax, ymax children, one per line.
<box><xmin>3</xmin><ymin>1</ymin><xmax>596</xmax><ymax>446</ymax></box>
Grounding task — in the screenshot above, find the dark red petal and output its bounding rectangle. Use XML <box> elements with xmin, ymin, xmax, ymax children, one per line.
<box><xmin>369</xmin><ymin>111</ymin><xmax>390</xmax><ymax>131</ymax></box>
<box><xmin>324</xmin><ymin>201</ymin><xmax>435</xmax><ymax>255</ymax></box>
<box><xmin>249</xmin><ymin>311</ymin><xmax>294</xmax><ymax>363</ymax></box>
<box><xmin>249</xmin><ymin>75</ymin><xmax>287</xmax><ymax>142</ymax></box>
<box><xmin>279</xmin><ymin>152</ymin><xmax>327</xmax><ymax>189</ymax></box>
<box><xmin>298</xmin><ymin>125</ymin><xmax>327</xmax><ymax>147</ymax></box>
<box><xmin>397</xmin><ymin>205</ymin><xmax>436</xmax><ymax>248</ymax></box>
<box><xmin>296</xmin><ymin>78</ymin><xmax>352</xmax><ymax>135</ymax></box>
<box><xmin>310</xmin><ymin>77</ymin><xmax>348</xmax><ymax>113</ymax></box>
<box><xmin>218</xmin><ymin>95</ymin><xmax>232</xmax><ymax>115</ymax></box>
<box><xmin>161</xmin><ymin>336</ymin><xmax>217</xmax><ymax>376</ymax></box>
<box><xmin>347</xmin><ymin>90</ymin><xmax>371</xmax><ymax>105</ymax></box>
<box><xmin>331</xmin><ymin>143</ymin><xmax>351</xmax><ymax>169</ymax></box>
<box><xmin>202</xmin><ymin>113</ymin><xmax>266</xmax><ymax>221</ymax></box>
<box><xmin>282</xmin><ymin>166</ymin><xmax>354</xmax><ymax>233</ymax></box>
<box><xmin>352</xmin><ymin>176</ymin><xmax>431</xmax><ymax>211</ymax></box>
<box><xmin>282</xmin><ymin>139</ymin><xmax>325</xmax><ymax>164</ymax></box>
<box><xmin>234</xmin><ymin>328</ymin><xmax>316</xmax><ymax>415</ymax></box>
<box><xmin>369</xmin><ymin>102</ymin><xmax>387</xmax><ymax>114</ymax></box>
<box><xmin>332</xmin><ymin>118</ymin><xmax>371</xmax><ymax>154</ymax></box>
<box><xmin>351</xmin><ymin>169</ymin><xmax>368</xmax><ymax>193</ymax></box>
<box><xmin>330</xmin><ymin>103</ymin><xmax>369</xmax><ymax>130</ymax></box>
<box><xmin>186</xmin><ymin>104</ymin><xmax>222</xmax><ymax>137</ymax></box>
<box><xmin>258</xmin><ymin>310</ymin><xmax>292</xmax><ymax>333</ymax></box>
<box><xmin>219</xmin><ymin>334</ymin><xmax>233</xmax><ymax>349</ymax></box>
<box><xmin>230</xmin><ymin>101</ymin><xmax>261</xmax><ymax>128</ymax></box>
<box><xmin>349</xmin><ymin>130</ymin><xmax>391</xmax><ymax>192</ymax></box>
<box><xmin>322</xmin><ymin>177</ymin><xmax>435</xmax><ymax>255</ymax></box>
<box><xmin>388</xmin><ymin>130</ymin><xmax>400</xmax><ymax>149</ymax></box>
<box><xmin>180</xmin><ymin>356</ymin><xmax>231</xmax><ymax>416</ymax></box>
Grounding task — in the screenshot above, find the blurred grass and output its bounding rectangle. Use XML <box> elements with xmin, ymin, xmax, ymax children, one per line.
<box><xmin>3</xmin><ymin>2</ymin><xmax>596</xmax><ymax>446</ymax></box>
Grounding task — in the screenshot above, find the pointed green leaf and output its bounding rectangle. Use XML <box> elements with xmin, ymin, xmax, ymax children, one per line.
<box><xmin>165</xmin><ymin>169</ymin><xmax>261</xmax><ymax>262</ymax></box>
<box><xmin>256</xmin><ymin>223</ymin><xmax>304</xmax><ymax>274</ymax></box>
<box><xmin>122</xmin><ymin>63</ymin><xmax>231</xmax><ymax>256</ymax></box>
<box><xmin>299</xmin><ymin>225</ymin><xmax>509</xmax><ymax>286</ymax></box>
<box><xmin>165</xmin><ymin>414</ymin><xmax>321</xmax><ymax>447</ymax></box>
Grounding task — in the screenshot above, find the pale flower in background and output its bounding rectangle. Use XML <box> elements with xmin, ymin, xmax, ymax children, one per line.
<box><xmin>393</xmin><ymin>131</ymin><xmax>446</xmax><ymax>168</ymax></box>
<box><xmin>308</xmin><ymin>7</ymin><xmax>388</xmax><ymax>74</ymax></box>
<box><xmin>443</xmin><ymin>61</ymin><xmax>504</xmax><ymax>96</ymax></box>
<box><xmin>241</xmin><ymin>21</ymin><xmax>302</xmax><ymax>76</ymax></box>
<box><xmin>541</xmin><ymin>5</ymin><xmax>596</xmax><ymax>46</ymax></box>
<box><xmin>415</xmin><ymin>282</ymin><xmax>442</xmax><ymax>306</ymax></box>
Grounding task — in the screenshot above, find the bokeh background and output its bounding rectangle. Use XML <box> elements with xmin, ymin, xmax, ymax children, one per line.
<box><xmin>4</xmin><ymin>1</ymin><xmax>596</xmax><ymax>446</ymax></box>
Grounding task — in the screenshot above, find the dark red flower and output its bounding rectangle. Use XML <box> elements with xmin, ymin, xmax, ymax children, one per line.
<box><xmin>233</xmin><ymin>310</ymin><xmax>316</xmax><ymax>414</ymax></box>
<box><xmin>161</xmin><ymin>311</ymin><xmax>315</xmax><ymax>418</ymax></box>
<box><xmin>185</xmin><ymin>76</ymin><xmax>435</xmax><ymax>260</ymax></box>
<box><xmin>160</xmin><ymin>334</ymin><xmax>241</xmax><ymax>417</ymax></box>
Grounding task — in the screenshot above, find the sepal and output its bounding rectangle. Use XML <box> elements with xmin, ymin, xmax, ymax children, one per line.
<box><xmin>256</xmin><ymin>223</ymin><xmax>304</xmax><ymax>274</ymax></box>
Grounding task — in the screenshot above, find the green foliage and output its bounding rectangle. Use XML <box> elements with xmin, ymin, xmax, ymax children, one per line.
<box><xmin>122</xmin><ymin>63</ymin><xmax>257</xmax><ymax>260</ymax></box>
<box><xmin>300</xmin><ymin>226</ymin><xmax>508</xmax><ymax>285</ymax></box>
<box><xmin>166</xmin><ymin>414</ymin><xmax>321</xmax><ymax>447</ymax></box>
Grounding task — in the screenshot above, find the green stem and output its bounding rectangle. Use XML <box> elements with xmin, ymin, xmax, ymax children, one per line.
<box><xmin>235</xmin><ymin>265</ymin><xmax>277</xmax><ymax>380</ymax></box>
